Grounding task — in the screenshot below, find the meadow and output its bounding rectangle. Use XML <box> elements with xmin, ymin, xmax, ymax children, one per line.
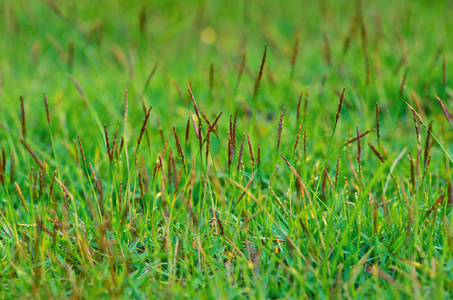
<box><xmin>1</xmin><ymin>0</ymin><xmax>453</xmax><ymax>298</ymax></box>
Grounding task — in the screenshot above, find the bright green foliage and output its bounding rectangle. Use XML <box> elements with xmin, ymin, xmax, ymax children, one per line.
<box><xmin>0</xmin><ymin>0</ymin><xmax>453</xmax><ymax>298</ymax></box>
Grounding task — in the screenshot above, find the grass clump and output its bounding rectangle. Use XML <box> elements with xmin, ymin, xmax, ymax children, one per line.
<box><xmin>1</xmin><ymin>0</ymin><xmax>453</xmax><ymax>298</ymax></box>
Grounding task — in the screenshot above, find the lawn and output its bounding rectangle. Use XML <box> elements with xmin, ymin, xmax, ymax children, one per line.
<box><xmin>1</xmin><ymin>0</ymin><xmax>453</xmax><ymax>298</ymax></box>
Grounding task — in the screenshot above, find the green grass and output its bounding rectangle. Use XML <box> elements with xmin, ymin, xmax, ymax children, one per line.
<box><xmin>1</xmin><ymin>0</ymin><xmax>453</xmax><ymax>298</ymax></box>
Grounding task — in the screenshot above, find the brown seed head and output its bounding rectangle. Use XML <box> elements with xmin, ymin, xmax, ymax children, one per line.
<box><xmin>294</xmin><ymin>119</ymin><xmax>303</xmax><ymax>154</ymax></box>
<box><xmin>137</xmin><ymin>106</ymin><xmax>152</xmax><ymax>151</ymax></box>
<box><xmin>188</xmin><ymin>84</ymin><xmax>200</xmax><ymax>121</ymax></box>
<box><xmin>435</xmin><ymin>95</ymin><xmax>452</xmax><ymax>127</ymax></box>
<box><xmin>43</xmin><ymin>92</ymin><xmax>50</xmax><ymax>123</ymax></box>
<box><xmin>78</xmin><ymin>135</ymin><xmax>86</xmax><ymax>166</ymax></box>
<box><xmin>424</xmin><ymin>121</ymin><xmax>433</xmax><ymax>166</ymax></box>
<box><xmin>405</xmin><ymin>102</ymin><xmax>426</xmax><ymax>127</ymax></box>
<box><xmin>367</xmin><ymin>142</ymin><xmax>384</xmax><ymax>163</ymax></box>
<box><xmin>185</xmin><ymin>117</ymin><xmax>191</xmax><ymax>146</ymax></box>
<box><xmin>173</xmin><ymin>127</ymin><xmax>186</xmax><ymax>169</ymax></box>
<box><xmin>356</xmin><ymin>125</ymin><xmax>362</xmax><ymax>164</ymax></box>
<box><xmin>253</xmin><ymin>43</ymin><xmax>267</xmax><ymax>100</ymax></box>
<box><xmin>20</xmin><ymin>139</ymin><xmax>45</xmax><ymax>172</ymax></box>
<box><xmin>334</xmin><ymin>154</ymin><xmax>341</xmax><ymax>188</ymax></box>
<box><xmin>104</xmin><ymin>124</ymin><xmax>112</xmax><ymax>162</ymax></box>
<box><xmin>257</xmin><ymin>143</ymin><xmax>261</xmax><ymax>167</ymax></box>
<box><xmin>345</xmin><ymin>128</ymin><xmax>375</xmax><ymax>146</ymax></box>
<box><xmin>48</xmin><ymin>167</ymin><xmax>59</xmax><ymax>199</ymax></box>
<box><xmin>277</xmin><ymin>107</ymin><xmax>285</xmax><ymax>152</ymax></box>
<box><xmin>198</xmin><ymin>119</ymin><xmax>203</xmax><ymax>153</ymax></box>
<box><xmin>14</xmin><ymin>182</ymin><xmax>28</xmax><ymax>212</ymax></box>
<box><xmin>111</xmin><ymin>125</ymin><xmax>119</xmax><ymax>160</ymax></box>
<box><xmin>334</xmin><ymin>88</ymin><xmax>345</xmax><ymax>126</ymax></box>
<box><xmin>246</xmin><ymin>132</ymin><xmax>255</xmax><ymax>167</ymax></box>
<box><xmin>172</xmin><ymin>79</ymin><xmax>186</xmax><ymax>104</ymax></box>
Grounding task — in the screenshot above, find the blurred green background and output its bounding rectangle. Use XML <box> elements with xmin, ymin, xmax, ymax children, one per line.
<box><xmin>1</xmin><ymin>0</ymin><xmax>451</xmax><ymax>129</ymax></box>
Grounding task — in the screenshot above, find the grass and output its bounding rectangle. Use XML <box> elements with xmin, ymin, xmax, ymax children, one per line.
<box><xmin>1</xmin><ymin>0</ymin><xmax>453</xmax><ymax>298</ymax></box>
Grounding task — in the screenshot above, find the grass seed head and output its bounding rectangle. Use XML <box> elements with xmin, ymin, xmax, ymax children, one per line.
<box><xmin>173</xmin><ymin>127</ymin><xmax>186</xmax><ymax>169</ymax></box>
<box><xmin>73</xmin><ymin>139</ymin><xmax>79</xmax><ymax>164</ymax></box>
<box><xmin>201</xmin><ymin>111</ymin><xmax>212</xmax><ymax>128</ymax></box>
<box><xmin>405</xmin><ymin>102</ymin><xmax>426</xmax><ymax>127</ymax></box>
<box><xmin>140</xmin><ymin>62</ymin><xmax>159</xmax><ymax>99</ymax></box>
<box><xmin>408</xmin><ymin>152</ymin><xmax>415</xmax><ymax>191</ymax></box>
<box><xmin>185</xmin><ymin>117</ymin><xmax>191</xmax><ymax>145</ymax></box>
<box><xmin>253</xmin><ymin>43</ymin><xmax>267</xmax><ymax>100</ymax></box>
<box><xmin>257</xmin><ymin>143</ymin><xmax>261</xmax><ymax>167</ymax></box>
<box><xmin>294</xmin><ymin>119</ymin><xmax>303</xmax><ymax>154</ymax></box>
<box><xmin>111</xmin><ymin>125</ymin><xmax>119</xmax><ymax>161</ymax></box>
<box><xmin>124</xmin><ymin>88</ymin><xmax>128</xmax><ymax>127</ymax></box>
<box><xmin>43</xmin><ymin>92</ymin><xmax>50</xmax><ymax>123</ymax></box>
<box><xmin>48</xmin><ymin>166</ymin><xmax>59</xmax><ymax>199</ymax></box>
<box><xmin>38</xmin><ymin>171</ymin><xmax>43</xmax><ymax>198</ymax></box>
<box><xmin>343</xmin><ymin>14</ymin><xmax>358</xmax><ymax>53</ymax></box>
<box><xmin>334</xmin><ymin>154</ymin><xmax>341</xmax><ymax>188</ymax></box>
<box><xmin>368</xmin><ymin>142</ymin><xmax>384</xmax><ymax>163</ymax></box>
<box><xmin>198</xmin><ymin>119</ymin><xmax>203</xmax><ymax>153</ymax></box>
<box><xmin>303</xmin><ymin>125</ymin><xmax>307</xmax><ymax>159</ymax></box>
<box><xmin>424</xmin><ymin>121</ymin><xmax>433</xmax><ymax>166</ymax></box>
<box><xmin>14</xmin><ymin>182</ymin><xmax>28</xmax><ymax>212</ymax></box>
<box><xmin>334</xmin><ymin>88</ymin><xmax>345</xmax><ymax>127</ymax></box>
<box><xmin>246</xmin><ymin>132</ymin><xmax>255</xmax><ymax>167</ymax></box>
<box><xmin>435</xmin><ymin>95</ymin><xmax>452</xmax><ymax>128</ymax></box>
<box><xmin>188</xmin><ymin>84</ymin><xmax>201</xmax><ymax>121</ymax></box>
<box><xmin>137</xmin><ymin>106</ymin><xmax>152</xmax><ymax>151</ymax></box>
<box><xmin>345</xmin><ymin>128</ymin><xmax>375</xmax><ymax>146</ymax></box>
<box><xmin>78</xmin><ymin>135</ymin><xmax>87</xmax><ymax>166</ymax></box>
<box><xmin>119</xmin><ymin>136</ymin><xmax>124</xmax><ymax>157</ymax></box>
<box><xmin>20</xmin><ymin>139</ymin><xmax>45</xmax><ymax>172</ymax></box>
<box><xmin>233</xmin><ymin>109</ymin><xmax>238</xmax><ymax>151</ymax></box>
<box><xmin>191</xmin><ymin>115</ymin><xmax>199</xmax><ymax>139</ymax></box>
<box><xmin>172</xmin><ymin>79</ymin><xmax>186</xmax><ymax>104</ymax></box>
<box><xmin>277</xmin><ymin>107</ymin><xmax>285</xmax><ymax>152</ymax></box>
<box><xmin>209</xmin><ymin>62</ymin><xmax>214</xmax><ymax>94</ymax></box>
<box><xmin>90</xmin><ymin>162</ymin><xmax>104</xmax><ymax>203</ymax></box>
<box><xmin>205</xmin><ymin>129</ymin><xmax>211</xmax><ymax>158</ymax></box>
<box><xmin>356</xmin><ymin>125</ymin><xmax>362</xmax><ymax>164</ymax></box>
<box><xmin>68</xmin><ymin>74</ymin><xmax>88</xmax><ymax>107</ymax></box>
<box><xmin>104</xmin><ymin>124</ymin><xmax>112</xmax><ymax>162</ymax></box>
